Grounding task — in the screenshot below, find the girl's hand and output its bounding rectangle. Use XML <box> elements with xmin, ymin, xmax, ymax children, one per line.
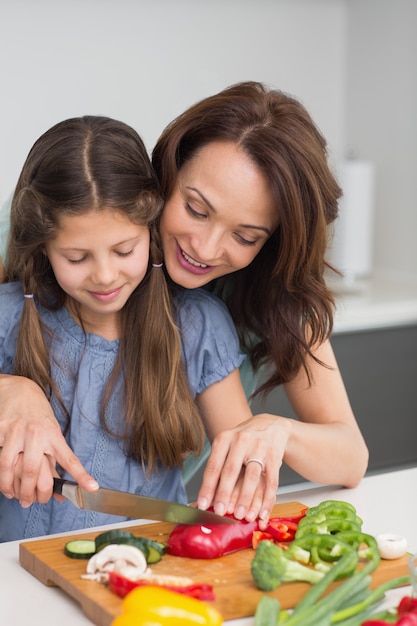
<box><xmin>197</xmin><ymin>414</ymin><xmax>288</xmax><ymax>530</ymax></box>
<box><xmin>0</xmin><ymin>375</ymin><xmax>98</xmax><ymax>506</ymax></box>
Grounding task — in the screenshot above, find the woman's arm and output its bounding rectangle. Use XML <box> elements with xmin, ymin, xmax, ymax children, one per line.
<box><xmin>196</xmin><ymin>339</ymin><xmax>368</xmax><ymax>528</ymax></box>
<box><xmin>0</xmin><ymin>374</ymin><xmax>98</xmax><ymax>505</ymax></box>
<box><xmin>281</xmin><ymin>338</ymin><xmax>369</xmax><ymax>486</ymax></box>
<box><xmin>196</xmin><ymin>368</ymin><xmax>281</xmax><ymax>529</ymax></box>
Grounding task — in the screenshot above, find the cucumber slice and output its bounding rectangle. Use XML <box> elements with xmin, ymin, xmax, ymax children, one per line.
<box><xmin>95</xmin><ymin>529</ymin><xmax>134</xmax><ymax>552</ymax></box>
<box><xmin>64</xmin><ymin>539</ymin><xmax>96</xmax><ymax>559</ymax></box>
<box><xmin>140</xmin><ymin>538</ymin><xmax>167</xmax><ymax>564</ymax></box>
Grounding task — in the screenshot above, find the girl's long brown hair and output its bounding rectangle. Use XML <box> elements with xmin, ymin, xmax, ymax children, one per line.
<box><xmin>6</xmin><ymin>116</ymin><xmax>203</xmax><ymax>470</ymax></box>
<box><xmin>152</xmin><ymin>81</ymin><xmax>342</xmax><ymax>396</ymax></box>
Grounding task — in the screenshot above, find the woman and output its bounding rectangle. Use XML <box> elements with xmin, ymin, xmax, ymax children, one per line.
<box><xmin>0</xmin><ymin>82</ymin><xmax>368</xmax><ymax>526</ymax></box>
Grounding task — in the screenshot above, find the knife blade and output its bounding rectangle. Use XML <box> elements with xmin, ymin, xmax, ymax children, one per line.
<box><xmin>53</xmin><ymin>478</ymin><xmax>237</xmax><ymax>525</ymax></box>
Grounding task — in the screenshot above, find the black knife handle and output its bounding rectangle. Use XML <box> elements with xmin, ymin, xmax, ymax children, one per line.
<box><xmin>52</xmin><ymin>477</ymin><xmax>65</xmax><ymax>495</ymax></box>
<box><xmin>53</xmin><ymin>477</ymin><xmax>78</xmax><ymax>495</ymax></box>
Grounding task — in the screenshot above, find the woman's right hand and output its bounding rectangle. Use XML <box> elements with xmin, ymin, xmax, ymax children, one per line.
<box><xmin>0</xmin><ymin>374</ymin><xmax>98</xmax><ymax>506</ymax></box>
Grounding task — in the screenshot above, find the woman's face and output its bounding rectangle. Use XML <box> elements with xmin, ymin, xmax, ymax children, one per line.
<box><xmin>159</xmin><ymin>141</ymin><xmax>278</xmax><ymax>289</ymax></box>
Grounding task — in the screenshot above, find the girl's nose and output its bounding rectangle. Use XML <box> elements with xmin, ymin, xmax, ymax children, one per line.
<box><xmin>91</xmin><ymin>260</ymin><xmax>118</xmax><ymax>285</ymax></box>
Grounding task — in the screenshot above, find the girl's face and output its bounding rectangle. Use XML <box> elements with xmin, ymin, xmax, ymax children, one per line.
<box><xmin>45</xmin><ymin>208</ymin><xmax>149</xmax><ymax>338</ymax></box>
<box><xmin>160</xmin><ymin>141</ymin><xmax>278</xmax><ymax>289</ymax></box>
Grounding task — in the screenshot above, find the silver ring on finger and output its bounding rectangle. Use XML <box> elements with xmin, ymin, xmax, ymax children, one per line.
<box><xmin>244</xmin><ymin>457</ymin><xmax>265</xmax><ymax>473</ymax></box>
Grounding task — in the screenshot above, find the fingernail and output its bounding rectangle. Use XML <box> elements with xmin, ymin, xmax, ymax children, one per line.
<box><xmin>198</xmin><ymin>497</ymin><xmax>208</xmax><ymax>510</ymax></box>
<box><xmin>214</xmin><ymin>502</ymin><xmax>225</xmax><ymax>516</ymax></box>
<box><xmin>246</xmin><ymin>509</ymin><xmax>256</xmax><ymax>522</ymax></box>
<box><xmin>235</xmin><ymin>505</ymin><xmax>246</xmax><ymax>519</ymax></box>
<box><xmin>20</xmin><ymin>500</ymin><xmax>31</xmax><ymax>509</ymax></box>
<box><xmin>260</xmin><ymin>509</ymin><xmax>270</xmax><ymax>521</ymax></box>
<box><xmin>88</xmin><ymin>479</ymin><xmax>99</xmax><ymax>490</ymax></box>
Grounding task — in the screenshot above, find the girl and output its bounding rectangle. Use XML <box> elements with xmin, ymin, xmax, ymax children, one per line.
<box><xmin>0</xmin><ymin>115</ymin><xmax>249</xmax><ymax>541</ymax></box>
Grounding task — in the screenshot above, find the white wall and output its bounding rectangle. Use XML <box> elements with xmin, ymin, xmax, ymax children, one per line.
<box><xmin>0</xmin><ymin>0</ymin><xmax>346</xmax><ymax>202</ymax></box>
<box><xmin>345</xmin><ymin>0</ymin><xmax>417</xmax><ymax>283</ymax></box>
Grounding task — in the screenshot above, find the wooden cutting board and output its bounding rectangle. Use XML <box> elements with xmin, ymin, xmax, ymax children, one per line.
<box><xmin>19</xmin><ymin>501</ymin><xmax>409</xmax><ymax>626</ymax></box>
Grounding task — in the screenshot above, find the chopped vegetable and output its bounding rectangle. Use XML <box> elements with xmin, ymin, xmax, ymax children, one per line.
<box><xmin>167</xmin><ymin>509</ymin><xmax>306</xmax><ymax>559</ymax></box>
<box><xmin>250</xmin><ymin>540</ymin><xmax>324</xmax><ymax>591</ymax></box>
<box><xmin>64</xmin><ymin>539</ymin><xmax>97</xmax><ymax>559</ymax></box>
<box><xmin>253</xmin><ymin>499</ymin><xmax>412</xmax><ymax>625</ymax></box>
<box><xmin>266</xmin><ymin>518</ymin><xmax>299</xmax><ymax>542</ymax></box>
<box><xmin>108</xmin><ymin>571</ymin><xmax>215</xmax><ymax>601</ymax></box>
<box><xmin>82</xmin><ymin>543</ymin><xmax>148</xmax><ymax>582</ymax></box>
<box><xmin>95</xmin><ymin>529</ymin><xmax>136</xmax><ymax>551</ymax></box>
<box><xmin>376</xmin><ymin>533</ymin><xmax>408</xmax><ymax>560</ymax></box>
<box><xmin>94</xmin><ymin>529</ymin><xmax>166</xmax><ymax>564</ymax></box>
<box><xmin>254</xmin><ymin>595</ymin><xmax>281</xmax><ymax>626</ymax></box>
<box><xmin>398</xmin><ymin>597</ymin><xmax>417</xmax><ymax>615</ymax></box>
<box><xmin>111</xmin><ymin>585</ymin><xmax>223</xmax><ymax>626</ymax></box>
<box><xmin>271</xmin><ymin>532</ymin><xmax>388</xmax><ymax>625</ymax></box>
<box><xmin>167</xmin><ymin>516</ymin><xmax>259</xmax><ymax>559</ymax></box>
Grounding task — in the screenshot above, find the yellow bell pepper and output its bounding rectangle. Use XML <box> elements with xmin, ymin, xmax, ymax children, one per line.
<box><xmin>111</xmin><ymin>585</ymin><xmax>223</xmax><ymax>626</ymax></box>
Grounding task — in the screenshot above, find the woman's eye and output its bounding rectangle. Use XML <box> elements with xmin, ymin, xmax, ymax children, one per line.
<box><xmin>185</xmin><ymin>203</ymin><xmax>206</xmax><ymax>219</ymax></box>
<box><xmin>235</xmin><ymin>233</ymin><xmax>257</xmax><ymax>246</ymax></box>
<box><xmin>116</xmin><ymin>249</ymin><xmax>134</xmax><ymax>257</ymax></box>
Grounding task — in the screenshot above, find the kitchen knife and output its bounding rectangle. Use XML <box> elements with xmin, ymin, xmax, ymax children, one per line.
<box><xmin>53</xmin><ymin>478</ymin><xmax>237</xmax><ymax>525</ymax></box>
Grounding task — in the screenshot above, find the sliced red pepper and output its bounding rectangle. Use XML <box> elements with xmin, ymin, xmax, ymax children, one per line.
<box><xmin>167</xmin><ymin>514</ymin><xmax>259</xmax><ymax>559</ymax></box>
<box><xmin>108</xmin><ymin>571</ymin><xmax>215</xmax><ymax>601</ymax></box>
<box><xmin>265</xmin><ymin>519</ymin><xmax>299</xmax><ymax>541</ymax></box>
<box><xmin>252</xmin><ymin>531</ymin><xmax>274</xmax><ymax>549</ymax></box>
<box><xmin>167</xmin><ymin>508</ymin><xmax>306</xmax><ymax>559</ymax></box>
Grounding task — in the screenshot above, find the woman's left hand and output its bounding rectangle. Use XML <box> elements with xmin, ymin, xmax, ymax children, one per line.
<box><xmin>197</xmin><ymin>414</ymin><xmax>288</xmax><ymax>530</ymax></box>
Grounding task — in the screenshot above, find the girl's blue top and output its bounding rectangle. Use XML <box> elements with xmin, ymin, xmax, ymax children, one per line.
<box><xmin>0</xmin><ymin>282</ymin><xmax>244</xmax><ymax>541</ymax></box>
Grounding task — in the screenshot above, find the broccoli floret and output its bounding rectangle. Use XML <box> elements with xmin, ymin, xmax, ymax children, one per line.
<box><xmin>251</xmin><ymin>540</ymin><xmax>324</xmax><ymax>591</ymax></box>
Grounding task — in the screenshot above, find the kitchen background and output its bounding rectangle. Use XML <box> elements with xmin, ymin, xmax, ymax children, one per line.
<box><xmin>1</xmin><ymin>0</ymin><xmax>416</xmax><ymax>492</ymax></box>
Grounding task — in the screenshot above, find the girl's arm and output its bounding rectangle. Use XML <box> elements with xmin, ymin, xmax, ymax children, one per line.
<box><xmin>196</xmin><ymin>339</ymin><xmax>368</xmax><ymax>529</ymax></box>
<box><xmin>0</xmin><ymin>374</ymin><xmax>98</xmax><ymax>505</ymax></box>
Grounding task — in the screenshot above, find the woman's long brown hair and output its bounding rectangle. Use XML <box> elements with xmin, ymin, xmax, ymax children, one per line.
<box><xmin>6</xmin><ymin>116</ymin><xmax>203</xmax><ymax>470</ymax></box>
<box><xmin>152</xmin><ymin>81</ymin><xmax>342</xmax><ymax>396</ymax></box>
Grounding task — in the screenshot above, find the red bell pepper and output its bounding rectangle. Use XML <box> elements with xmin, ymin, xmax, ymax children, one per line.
<box><xmin>108</xmin><ymin>571</ymin><xmax>215</xmax><ymax>601</ymax></box>
<box><xmin>167</xmin><ymin>508</ymin><xmax>307</xmax><ymax>559</ymax></box>
<box><xmin>396</xmin><ymin>616</ymin><xmax>417</xmax><ymax>626</ymax></box>
<box><xmin>361</xmin><ymin>597</ymin><xmax>417</xmax><ymax>626</ymax></box>
<box><xmin>398</xmin><ymin>598</ymin><xmax>417</xmax><ymax>616</ymax></box>
<box><xmin>167</xmin><ymin>515</ymin><xmax>259</xmax><ymax>559</ymax></box>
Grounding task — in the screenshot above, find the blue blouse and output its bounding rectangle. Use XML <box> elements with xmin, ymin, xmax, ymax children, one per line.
<box><xmin>0</xmin><ymin>282</ymin><xmax>244</xmax><ymax>541</ymax></box>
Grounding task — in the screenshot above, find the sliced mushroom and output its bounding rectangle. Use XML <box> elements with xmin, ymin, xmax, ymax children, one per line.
<box><xmin>86</xmin><ymin>543</ymin><xmax>148</xmax><ymax>576</ymax></box>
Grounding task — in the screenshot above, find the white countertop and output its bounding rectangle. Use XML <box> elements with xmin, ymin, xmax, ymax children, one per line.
<box><xmin>331</xmin><ymin>275</ymin><xmax>417</xmax><ymax>333</ymax></box>
<box><xmin>1</xmin><ymin>466</ymin><xmax>416</xmax><ymax>625</ymax></box>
